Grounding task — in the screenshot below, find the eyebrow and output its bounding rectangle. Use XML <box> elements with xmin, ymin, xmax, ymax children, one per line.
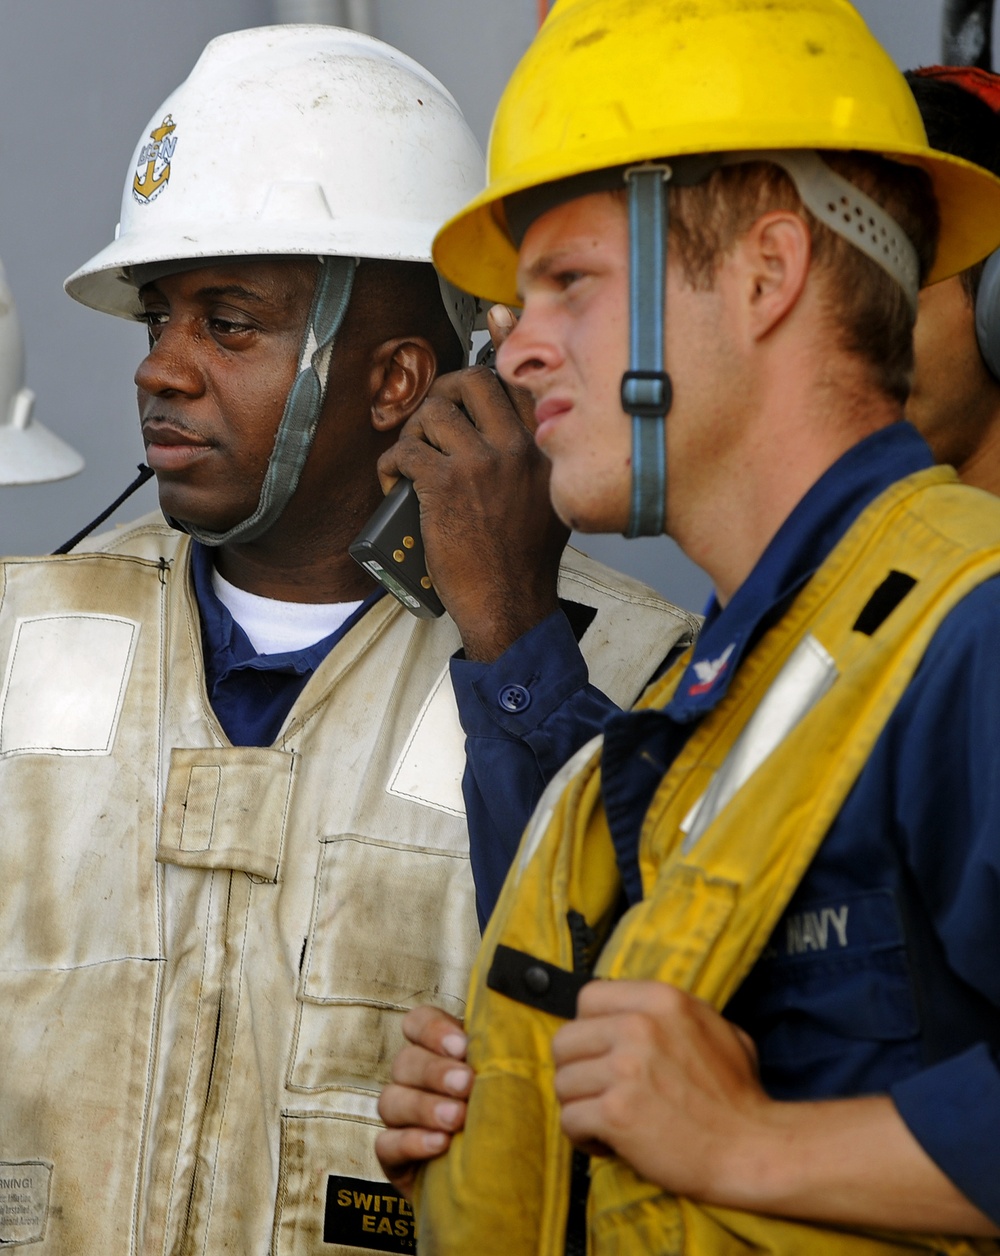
<box><xmin>516</xmin><ymin>247</ymin><xmax>582</xmax><ymax>302</ymax></box>
<box><xmin>138</xmin><ymin>282</ymin><xmax>272</xmax><ymax>304</ymax></box>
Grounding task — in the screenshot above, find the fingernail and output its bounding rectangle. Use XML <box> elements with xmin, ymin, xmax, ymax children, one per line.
<box><xmin>490</xmin><ymin>304</ymin><xmax>515</xmax><ymax>331</ymax></box>
<box><xmin>424</xmin><ymin>1131</ymin><xmax>448</xmax><ymax>1152</ymax></box>
<box><xmin>441</xmin><ymin>1032</ymin><xmax>467</xmax><ymax>1059</ymax></box>
<box><xmin>443</xmin><ymin>1068</ymin><xmax>471</xmax><ymax>1095</ymax></box>
<box><xmin>434</xmin><ymin>1100</ymin><xmax>463</xmax><ymax>1129</ymax></box>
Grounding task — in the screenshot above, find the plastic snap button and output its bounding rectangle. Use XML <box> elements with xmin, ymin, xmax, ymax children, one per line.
<box><xmin>498</xmin><ymin>683</ymin><xmax>531</xmax><ymax>713</ymax></box>
<box><xmin>524</xmin><ymin>965</ymin><xmax>550</xmax><ymax>995</ymax></box>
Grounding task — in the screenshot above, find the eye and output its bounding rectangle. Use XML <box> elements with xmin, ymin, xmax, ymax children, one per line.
<box><xmin>137</xmin><ymin>309</ymin><xmax>167</xmax><ymax>330</ymax></box>
<box><xmin>555</xmin><ymin>269</ymin><xmax>585</xmax><ymax>290</ymax></box>
<box><xmin>209</xmin><ymin>316</ymin><xmax>254</xmax><ymax>336</ymax></box>
<box><xmin>136</xmin><ymin>308</ymin><xmax>167</xmax><ymax>348</ymax></box>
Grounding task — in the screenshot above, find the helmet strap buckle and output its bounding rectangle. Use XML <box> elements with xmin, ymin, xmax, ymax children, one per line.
<box><xmin>623</xmin><ymin>164</ymin><xmax>672</xmax><ymax>538</ymax></box>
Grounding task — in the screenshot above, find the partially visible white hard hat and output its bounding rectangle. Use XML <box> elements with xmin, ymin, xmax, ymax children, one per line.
<box><xmin>64</xmin><ymin>23</ymin><xmax>485</xmax><ymax>348</ymax></box>
<box><xmin>0</xmin><ymin>262</ymin><xmax>83</xmax><ymax>485</ymax></box>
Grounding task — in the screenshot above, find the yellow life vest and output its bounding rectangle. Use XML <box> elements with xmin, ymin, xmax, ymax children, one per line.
<box><xmin>417</xmin><ymin>468</ymin><xmax>1000</xmax><ymax>1256</ymax></box>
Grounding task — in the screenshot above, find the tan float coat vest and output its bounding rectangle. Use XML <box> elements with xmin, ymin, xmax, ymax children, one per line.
<box><xmin>418</xmin><ymin>469</ymin><xmax>1000</xmax><ymax>1256</ymax></box>
<box><xmin>0</xmin><ymin>514</ymin><xmax>695</xmax><ymax>1255</ymax></box>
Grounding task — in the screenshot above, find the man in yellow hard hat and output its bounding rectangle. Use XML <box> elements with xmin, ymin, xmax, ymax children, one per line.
<box><xmin>375</xmin><ymin>0</ymin><xmax>1000</xmax><ymax>1250</ymax></box>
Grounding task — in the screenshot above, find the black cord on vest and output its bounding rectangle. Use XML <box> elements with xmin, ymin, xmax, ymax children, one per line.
<box><xmin>52</xmin><ymin>463</ymin><xmax>156</xmax><ymax>555</ymax></box>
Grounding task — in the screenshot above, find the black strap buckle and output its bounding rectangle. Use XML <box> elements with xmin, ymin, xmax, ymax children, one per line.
<box><xmin>621</xmin><ymin>369</ymin><xmax>672</xmax><ymax>419</ymax></box>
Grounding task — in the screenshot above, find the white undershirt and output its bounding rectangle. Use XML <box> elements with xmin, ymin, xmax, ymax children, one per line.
<box><xmin>211</xmin><ymin>568</ymin><xmax>363</xmax><ymax>656</ymax></box>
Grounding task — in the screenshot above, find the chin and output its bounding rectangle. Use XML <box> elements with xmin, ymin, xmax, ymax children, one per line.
<box><xmin>551</xmin><ymin>480</ymin><xmax>628</xmax><ymax>535</ymax></box>
<box><xmin>156</xmin><ymin>488</ymin><xmax>246</xmax><ymax>534</ymax></box>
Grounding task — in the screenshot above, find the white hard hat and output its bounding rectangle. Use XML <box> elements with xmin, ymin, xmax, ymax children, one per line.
<box><xmin>0</xmin><ymin>262</ymin><xmax>83</xmax><ymax>485</ymax></box>
<box><xmin>64</xmin><ymin>23</ymin><xmax>485</xmax><ymax>348</ymax></box>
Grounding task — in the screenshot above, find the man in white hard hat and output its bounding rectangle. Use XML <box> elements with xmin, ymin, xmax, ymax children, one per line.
<box><xmin>0</xmin><ymin>24</ymin><xmax>694</xmax><ymax>1255</ymax></box>
<box><xmin>376</xmin><ymin>0</ymin><xmax>1000</xmax><ymax>1250</ymax></box>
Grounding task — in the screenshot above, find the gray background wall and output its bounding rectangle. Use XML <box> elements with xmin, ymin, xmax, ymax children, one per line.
<box><xmin>0</xmin><ymin>0</ymin><xmax>984</xmax><ymax>609</ymax></box>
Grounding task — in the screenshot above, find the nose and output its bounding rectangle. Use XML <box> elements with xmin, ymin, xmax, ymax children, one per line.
<box><xmin>496</xmin><ymin>299</ymin><xmax>562</xmax><ymax>395</ymax></box>
<box><xmin>134</xmin><ymin>320</ymin><xmax>205</xmax><ymax>399</ymax></box>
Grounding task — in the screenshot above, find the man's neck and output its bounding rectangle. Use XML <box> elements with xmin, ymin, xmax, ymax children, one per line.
<box><xmin>958</xmin><ymin>412</ymin><xmax>1000</xmax><ymax>497</ymax></box>
<box><xmin>676</xmin><ymin>375</ymin><xmax>903</xmax><ymax>608</ymax></box>
<box><xmin>210</xmin><ymin>515</ymin><xmax>378</xmax><ymax>603</ymax></box>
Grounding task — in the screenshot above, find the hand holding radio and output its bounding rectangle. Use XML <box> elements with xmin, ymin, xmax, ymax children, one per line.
<box><xmin>371</xmin><ymin>305</ymin><xmax>569</xmax><ymax>660</ymax></box>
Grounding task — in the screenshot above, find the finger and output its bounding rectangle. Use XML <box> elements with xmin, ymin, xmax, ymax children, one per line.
<box><xmin>552</xmin><ymin>1054</ymin><xmax>613</xmax><ymax>1106</ymax></box>
<box><xmin>575</xmin><ymin>977</ymin><xmax>687</xmax><ymax>1021</ymax></box>
<box><xmin>558</xmin><ymin>1094</ymin><xmax>618</xmax><ymax>1157</ymax></box>
<box><xmin>430</xmin><ymin>363</ymin><xmax>536</xmax><ymax>439</ymax></box>
<box><xmin>374</xmin><ymin>1125</ymin><xmax>451</xmax><ymax>1199</ymax></box>
<box><xmin>487</xmin><ymin>305</ymin><xmax>537</xmax><ymax>430</ymax></box>
<box><xmin>375</xmin><ymin>444</ymin><xmax>403</xmax><ymax>495</ymax></box>
<box><xmin>375</xmin><ymin>406</ymin><xmax>432</xmax><ymax>493</ymax></box>
<box><xmin>390</xmin><ymin>1042</ymin><xmax>473</xmax><ymax>1099</ymax></box>
<box><xmin>378</xmin><ymin>1078</ymin><xmax>469</xmax><ymax>1134</ymax></box>
<box><xmin>486</xmin><ymin>303</ymin><xmax>518</xmax><ymax>348</ymax></box>
<box><xmin>551</xmin><ymin>1016</ymin><xmax>616</xmax><ymax>1068</ymax></box>
<box><xmin>401</xmin><ymin>1004</ymin><xmax>468</xmax><ymax>1058</ymax></box>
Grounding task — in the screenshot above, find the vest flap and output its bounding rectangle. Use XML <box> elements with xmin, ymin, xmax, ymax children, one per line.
<box><xmin>159</xmin><ymin>745</ymin><xmax>297</xmax><ymax>881</ymax></box>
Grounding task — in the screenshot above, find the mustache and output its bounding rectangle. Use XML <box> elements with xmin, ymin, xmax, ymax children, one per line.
<box><xmin>140</xmin><ymin>414</ymin><xmax>211</xmax><ymax>443</ymax></box>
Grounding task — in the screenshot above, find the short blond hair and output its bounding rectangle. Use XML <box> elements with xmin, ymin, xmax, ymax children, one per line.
<box><xmin>667</xmin><ymin>153</ymin><xmax>939</xmax><ymax>404</ymax></box>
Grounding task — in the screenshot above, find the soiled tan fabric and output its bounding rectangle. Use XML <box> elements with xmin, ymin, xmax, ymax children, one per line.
<box><xmin>0</xmin><ymin>513</ymin><xmax>694</xmax><ymax>1255</ymax></box>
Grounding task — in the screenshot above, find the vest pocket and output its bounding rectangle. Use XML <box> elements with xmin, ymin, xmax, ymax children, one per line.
<box><xmin>157</xmin><ymin>746</ymin><xmax>296</xmax><ymax>880</ymax></box>
<box><xmin>726</xmin><ymin>889</ymin><xmax>920</xmax><ymax>1096</ymax></box>
<box><xmin>288</xmin><ymin>834</ymin><xmax>479</xmax><ymax>1091</ymax></box>
<box><xmin>273</xmin><ymin>1106</ymin><xmax>416</xmax><ymax>1255</ymax></box>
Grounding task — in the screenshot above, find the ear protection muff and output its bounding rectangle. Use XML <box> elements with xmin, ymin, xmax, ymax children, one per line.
<box><xmin>974</xmin><ymin>247</ymin><xmax>1000</xmax><ymax>381</ymax></box>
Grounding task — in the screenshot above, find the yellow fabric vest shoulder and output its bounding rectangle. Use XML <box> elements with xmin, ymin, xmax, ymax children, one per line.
<box><xmin>418</xmin><ymin>468</ymin><xmax>1000</xmax><ymax>1256</ymax></box>
<box><xmin>0</xmin><ymin>513</ymin><xmax>693</xmax><ymax>1255</ymax></box>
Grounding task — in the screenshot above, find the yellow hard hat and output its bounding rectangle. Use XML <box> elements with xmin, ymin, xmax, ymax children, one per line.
<box><xmin>434</xmin><ymin>0</ymin><xmax>1000</xmax><ymax>305</ymax></box>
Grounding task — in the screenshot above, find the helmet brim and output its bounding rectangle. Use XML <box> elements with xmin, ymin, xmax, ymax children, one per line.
<box><xmin>433</xmin><ymin>142</ymin><xmax>1000</xmax><ymax>307</ymax></box>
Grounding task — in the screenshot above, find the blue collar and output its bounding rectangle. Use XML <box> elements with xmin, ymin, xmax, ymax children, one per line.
<box><xmin>189</xmin><ymin>541</ymin><xmax>384</xmax><ymax>681</ymax></box>
<box><xmin>666</xmin><ymin>421</ymin><xmax>934</xmax><ymax>721</ymax></box>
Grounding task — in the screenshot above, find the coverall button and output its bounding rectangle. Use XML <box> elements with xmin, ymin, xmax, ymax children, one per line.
<box><xmin>498</xmin><ymin>683</ymin><xmax>531</xmax><ymax>713</ymax></box>
<box><xmin>524</xmin><ymin>965</ymin><xmax>550</xmax><ymax>995</ymax></box>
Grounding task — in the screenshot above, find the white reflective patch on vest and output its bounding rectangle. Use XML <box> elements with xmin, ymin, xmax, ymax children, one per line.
<box><xmin>682</xmin><ymin>633</ymin><xmax>838</xmax><ymax>853</ymax></box>
<box><xmin>0</xmin><ymin>1161</ymin><xmax>50</xmax><ymax>1244</ymax></box>
<box><xmin>0</xmin><ymin>614</ymin><xmax>138</xmax><ymax>756</ymax></box>
<box><xmin>387</xmin><ymin>664</ymin><xmax>466</xmax><ymax>817</ymax></box>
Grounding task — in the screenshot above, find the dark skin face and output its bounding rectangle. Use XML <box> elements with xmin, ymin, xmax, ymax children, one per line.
<box><xmin>135</xmin><ymin>258</ymin><xmax>438</xmax><ymax>601</ymax></box>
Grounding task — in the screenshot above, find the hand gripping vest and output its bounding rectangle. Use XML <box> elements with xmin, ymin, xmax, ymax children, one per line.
<box><xmin>418</xmin><ymin>467</ymin><xmax>1000</xmax><ymax>1256</ymax></box>
<box><xmin>0</xmin><ymin>513</ymin><xmax>693</xmax><ymax>1255</ymax></box>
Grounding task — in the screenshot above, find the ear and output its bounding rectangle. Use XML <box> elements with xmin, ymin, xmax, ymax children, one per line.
<box><xmin>736</xmin><ymin>210</ymin><xmax>812</xmax><ymax>341</ymax></box>
<box><xmin>368</xmin><ymin>337</ymin><xmax>438</xmax><ymax>433</ymax></box>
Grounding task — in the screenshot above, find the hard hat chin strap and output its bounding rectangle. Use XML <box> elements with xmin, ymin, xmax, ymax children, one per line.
<box><xmin>622</xmin><ymin>165</ymin><xmax>673</xmax><ymax>538</ymax></box>
<box><xmin>171</xmin><ymin>255</ymin><xmax>357</xmax><ymax>546</ymax></box>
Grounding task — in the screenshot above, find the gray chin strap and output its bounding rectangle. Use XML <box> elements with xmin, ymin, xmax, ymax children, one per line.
<box><xmin>170</xmin><ymin>255</ymin><xmax>357</xmax><ymax>546</ymax></box>
<box><xmin>622</xmin><ymin>165</ymin><xmax>673</xmax><ymax>538</ymax></box>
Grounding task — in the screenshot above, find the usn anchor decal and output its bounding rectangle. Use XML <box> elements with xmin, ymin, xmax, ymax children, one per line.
<box><xmin>132</xmin><ymin>115</ymin><xmax>177</xmax><ymax>204</ymax></box>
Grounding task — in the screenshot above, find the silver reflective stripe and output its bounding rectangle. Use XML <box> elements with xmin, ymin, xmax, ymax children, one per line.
<box><xmin>681</xmin><ymin>633</ymin><xmax>838</xmax><ymax>853</ymax></box>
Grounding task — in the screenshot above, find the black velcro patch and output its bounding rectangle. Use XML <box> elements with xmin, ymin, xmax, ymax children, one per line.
<box><xmin>487</xmin><ymin>943</ymin><xmax>587</xmax><ymax>1020</ymax></box>
<box><xmin>323</xmin><ymin>1176</ymin><xmax>415</xmax><ymax>1252</ymax></box>
<box><xmin>852</xmin><ymin>570</ymin><xmax>917</xmax><ymax>636</ymax></box>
